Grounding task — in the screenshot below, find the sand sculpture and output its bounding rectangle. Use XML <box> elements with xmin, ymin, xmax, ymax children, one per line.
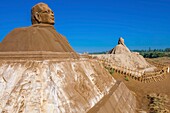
<box><xmin>0</xmin><ymin>3</ymin><xmax>137</xmax><ymax>113</ymax></box>
<box><xmin>96</xmin><ymin>37</ymin><xmax>156</xmax><ymax>72</ymax></box>
<box><xmin>0</xmin><ymin>3</ymin><xmax>75</xmax><ymax>52</ymax></box>
<box><xmin>108</xmin><ymin>37</ymin><xmax>131</xmax><ymax>54</ymax></box>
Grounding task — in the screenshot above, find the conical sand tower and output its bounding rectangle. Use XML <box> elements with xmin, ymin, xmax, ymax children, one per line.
<box><xmin>0</xmin><ymin>3</ymin><xmax>136</xmax><ymax>113</ymax></box>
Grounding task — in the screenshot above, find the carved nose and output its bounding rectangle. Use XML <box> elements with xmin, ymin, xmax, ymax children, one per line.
<box><xmin>51</xmin><ymin>11</ymin><xmax>54</xmax><ymax>15</ymax></box>
<box><xmin>51</xmin><ymin>14</ymin><xmax>54</xmax><ymax>18</ymax></box>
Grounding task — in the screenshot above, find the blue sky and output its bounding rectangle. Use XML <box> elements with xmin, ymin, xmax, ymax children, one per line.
<box><xmin>0</xmin><ymin>0</ymin><xmax>170</xmax><ymax>53</ymax></box>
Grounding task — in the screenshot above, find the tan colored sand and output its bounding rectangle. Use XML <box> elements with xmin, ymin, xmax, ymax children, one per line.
<box><xmin>113</xmin><ymin>57</ymin><xmax>170</xmax><ymax>112</ymax></box>
<box><xmin>0</xmin><ymin>24</ymin><xmax>75</xmax><ymax>53</ymax></box>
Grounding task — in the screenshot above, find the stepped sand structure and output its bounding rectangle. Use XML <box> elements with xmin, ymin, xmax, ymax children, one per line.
<box><xmin>0</xmin><ymin>3</ymin><xmax>136</xmax><ymax>113</ymax></box>
<box><xmin>95</xmin><ymin>37</ymin><xmax>156</xmax><ymax>72</ymax></box>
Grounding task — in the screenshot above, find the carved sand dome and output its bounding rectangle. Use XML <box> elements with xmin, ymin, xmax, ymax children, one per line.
<box><xmin>0</xmin><ymin>25</ymin><xmax>75</xmax><ymax>52</ymax></box>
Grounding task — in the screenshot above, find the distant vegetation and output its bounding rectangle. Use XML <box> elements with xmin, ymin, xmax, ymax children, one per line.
<box><xmin>132</xmin><ymin>48</ymin><xmax>170</xmax><ymax>58</ymax></box>
<box><xmin>90</xmin><ymin>48</ymin><xmax>170</xmax><ymax>58</ymax></box>
<box><xmin>89</xmin><ymin>51</ymin><xmax>107</xmax><ymax>54</ymax></box>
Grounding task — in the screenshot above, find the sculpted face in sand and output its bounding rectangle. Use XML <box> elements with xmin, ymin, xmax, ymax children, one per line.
<box><xmin>118</xmin><ymin>37</ymin><xmax>125</xmax><ymax>46</ymax></box>
<box><xmin>31</xmin><ymin>3</ymin><xmax>55</xmax><ymax>25</ymax></box>
<box><xmin>0</xmin><ymin>2</ymin><xmax>76</xmax><ymax>52</ymax></box>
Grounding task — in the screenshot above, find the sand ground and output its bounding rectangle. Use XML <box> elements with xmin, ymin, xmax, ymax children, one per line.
<box><xmin>112</xmin><ymin>57</ymin><xmax>170</xmax><ymax>112</ymax></box>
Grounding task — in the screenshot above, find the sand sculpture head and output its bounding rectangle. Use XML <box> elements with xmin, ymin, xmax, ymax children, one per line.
<box><xmin>31</xmin><ymin>3</ymin><xmax>55</xmax><ymax>25</ymax></box>
<box><xmin>118</xmin><ymin>37</ymin><xmax>125</xmax><ymax>46</ymax></box>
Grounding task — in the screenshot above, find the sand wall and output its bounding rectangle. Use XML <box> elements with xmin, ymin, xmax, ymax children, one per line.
<box><xmin>88</xmin><ymin>81</ymin><xmax>136</xmax><ymax>113</ymax></box>
<box><xmin>0</xmin><ymin>58</ymin><xmax>116</xmax><ymax>113</ymax></box>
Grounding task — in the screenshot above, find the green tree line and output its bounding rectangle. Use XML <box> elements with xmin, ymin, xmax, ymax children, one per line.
<box><xmin>132</xmin><ymin>48</ymin><xmax>170</xmax><ymax>58</ymax></box>
<box><xmin>89</xmin><ymin>48</ymin><xmax>170</xmax><ymax>58</ymax></box>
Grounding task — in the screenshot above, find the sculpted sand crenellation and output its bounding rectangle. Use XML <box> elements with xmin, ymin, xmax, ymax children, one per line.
<box><xmin>92</xmin><ymin>37</ymin><xmax>170</xmax><ymax>84</ymax></box>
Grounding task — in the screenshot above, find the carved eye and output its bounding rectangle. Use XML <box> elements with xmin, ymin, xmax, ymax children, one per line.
<box><xmin>43</xmin><ymin>10</ymin><xmax>49</xmax><ymax>13</ymax></box>
<box><xmin>41</xmin><ymin>10</ymin><xmax>53</xmax><ymax>14</ymax></box>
